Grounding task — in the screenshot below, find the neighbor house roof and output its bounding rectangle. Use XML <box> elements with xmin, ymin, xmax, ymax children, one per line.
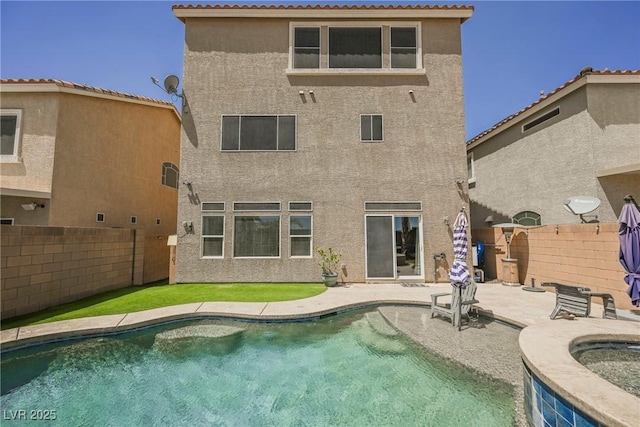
<box><xmin>466</xmin><ymin>69</ymin><xmax>640</xmax><ymax>149</ymax></box>
<box><xmin>173</xmin><ymin>3</ymin><xmax>473</xmax><ymax>21</ymax></box>
<box><xmin>0</xmin><ymin>78</ymin><xmax>181</xmax><ymax>118</ymax></box>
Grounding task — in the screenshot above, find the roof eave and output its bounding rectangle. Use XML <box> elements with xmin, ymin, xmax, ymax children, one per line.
<box><xmin>172</xmin><ymin>7</ymin><xmax>473</xmax><ymax>22</ymax></box>
<box><xmin>0</xmin><ymin>81</ymin><xmax>182</xmax><ymax>122</ymax></box>
<box><xmin>466</xmin><ymin>71</ymin><xmax>640</xmax><ymax>150</ymax></box>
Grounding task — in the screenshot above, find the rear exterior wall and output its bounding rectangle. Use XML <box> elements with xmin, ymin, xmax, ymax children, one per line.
<box><xmin>176</xmin><ymin>17</ymin><xmax>469</xmax><ymax>283</ymax></box>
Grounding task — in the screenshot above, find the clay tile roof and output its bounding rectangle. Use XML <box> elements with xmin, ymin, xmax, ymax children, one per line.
<box><xmin>466</xmin><ymin>69</ymin><xmax>640</xmax><ymax>146</ymax></box>
<box><xmin>172</xmin><ymin>3</ymin><xmax>473</xmax><ymax>11</ymax></box>
<box><xmin>0</xmin><ymin>78</ymin><xmax>176</xmax><ymax>108</ymax></box>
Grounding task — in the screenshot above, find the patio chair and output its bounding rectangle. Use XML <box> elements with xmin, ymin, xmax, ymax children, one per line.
<box><xmin>430</xmin><ymin>281</ymin><xmax>478</xmax><ymax>329</ymax></box>
<box><xmin>542</xmin><ymin>282</ymin><xmax>592</xmax><ymax>319</ymax></box>
<box><xmin>583</xmin><ymin>291</ymin><xmax>618</xmax><ymax>319</ymax></box>
<box><xmin>542</xmin><ymin>282</ymin><xmax>618</xmax><ymax>320</ymax></box>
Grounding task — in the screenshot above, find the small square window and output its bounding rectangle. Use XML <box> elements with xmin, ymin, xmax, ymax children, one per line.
<box><xmin>360</xmin><ymin>114</ymin><xmax>383</xmax><ymax>142</ymax></box>
<box><xmin>96</xmin><ymin>213</ymin><xmax>105</xmax><ymax>223</ymax></box>
<box><xmin>131</xmin><ymin>216</ymin><xmax>138</xmax><ymax>225</ymax></box>
<box><xmin>156</xmin><ymin>218</ymin><xmax>161</xmax><ymax>225</ymax></box>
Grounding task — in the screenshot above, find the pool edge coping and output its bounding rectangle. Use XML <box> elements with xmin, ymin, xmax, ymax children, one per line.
<box><xmin>519</xmin><ymin>319</ymin><xmax>640</xmax><ymax>427</ymax></box>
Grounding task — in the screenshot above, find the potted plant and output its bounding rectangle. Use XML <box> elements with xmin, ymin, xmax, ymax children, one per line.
<box><xmin>316</xmin><ymin>247</ymin><xmax>342</xmax><ymax>287</ymax></box>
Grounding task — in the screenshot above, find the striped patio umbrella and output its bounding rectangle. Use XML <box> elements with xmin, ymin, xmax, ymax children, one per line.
<box><xmin>449</xmin><ymin>209</ymin><xmax>471</xmax><ymax>329</ymax></box>
<box><xmin>449</xmin><ymin>210</ymin><xmax>471</xmax><ymax>286</ymax></box>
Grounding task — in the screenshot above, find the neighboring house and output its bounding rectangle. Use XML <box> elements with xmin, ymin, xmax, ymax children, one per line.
<box><xmin>172</xmin><ymin>4</ymin><xmax>473</xmax><ymax>283</ymax></box>
<box><xmin>466</xmin><ymin>68</ymin><xmax>640</xmax><ymax>228</ymax></box>
<box><xmin>0</xmin><ymin>79</ymin><xmax>181</xmax><ymax>283</ymax></box>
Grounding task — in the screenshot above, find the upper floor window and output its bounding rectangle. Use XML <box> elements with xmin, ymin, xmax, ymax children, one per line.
<box><xmin>162</xmin><ymin>162</ymin><xmax>179</xmax><ymax>188</ymax></box>
<box><xmin>329</xmin><ymin>27</ymin><xmax>382</xmax><ymax>69</ymax></box>
<box><xmin>222</xmin><ymin>115</ymin><xmax>296</xmax><ymax>151</ymax></box>
<box><xmin>290</xmin><ymin>22</ymin><xmax>422</xmax><ymax>72</ymax></box>
<box><xmin>294</xmin><ymin>27</ymin><xmax>320</xmax><ymax>68</ymax></box>
<box><xmin>391</xmin><ymin>27</ymin><xmax>417</xmax><ymax>68</ymax></box>
<box><xmin>1</xmin><ymin>109</ymin><xmax>22</xmax><ymax>163</ymax></box>
<box><xmin>513</xmin><ymin>211</ymin><xmax>541</xmax><ymax>226</ymax></box>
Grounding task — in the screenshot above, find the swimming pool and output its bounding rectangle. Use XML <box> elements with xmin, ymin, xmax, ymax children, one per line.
<box><xmin>1</xmin><ymin>309</ymin><xmax>515</xmax><ymax>426</ymax></box>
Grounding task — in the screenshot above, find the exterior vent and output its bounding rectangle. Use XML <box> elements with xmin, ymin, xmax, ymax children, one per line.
<box><xmin>522</xmin><ymin>107</ymin><xmax>560</xmax><ymax>132</ymax></box>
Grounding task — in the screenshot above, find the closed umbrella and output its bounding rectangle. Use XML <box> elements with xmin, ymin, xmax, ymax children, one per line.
<box><xmin>619</xmin><ymin>195</ymin><xmax>640</xmax><ymax>307</ymax></box>
<box><xmin>449</xmin><ymin>209</ymin><xmax>471</xmax><ymax>329</ymax></box>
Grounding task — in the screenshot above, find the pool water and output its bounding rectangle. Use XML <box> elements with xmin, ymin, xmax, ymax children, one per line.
<box><xmin>572</xmin><ymin>342</ymin><xmax>640</xmax><ymax>398</ymax></box>
<box><xmin>1</xmin><ymin>310</ymin><xmax>515</xmax><ymax>426</ymax></box>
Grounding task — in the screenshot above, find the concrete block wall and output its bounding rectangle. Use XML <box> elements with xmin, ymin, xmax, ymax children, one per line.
<box><xmin>1</xmin><ymin>225</ymin><xmax>144</xmax><ymax>320</ymax></box>
<box><xmin>472</xmin><ymin>223</ymin><xmax>633</xmax><ymax>310</ymax></box>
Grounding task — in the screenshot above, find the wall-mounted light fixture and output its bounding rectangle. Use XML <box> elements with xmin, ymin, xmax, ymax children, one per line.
<box><xmin>484</xmin><ymin>215</ymin><xmax>494</xmax><ymax>225</ymax></box>
<box><xmin>454</xmin><ymin>177</ymin><xmax>465</xmax><ymax>185</ymax></box>
<box><xmin>21</xmin><ymin>203</ymin><xmax>45</xmax><ymax>211</ymax></box>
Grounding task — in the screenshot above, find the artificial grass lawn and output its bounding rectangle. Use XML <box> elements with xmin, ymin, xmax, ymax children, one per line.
<box><xmin>1</xmin><ymin>283</ymin><xmax>326</xmax><ymax>330</ymax></box>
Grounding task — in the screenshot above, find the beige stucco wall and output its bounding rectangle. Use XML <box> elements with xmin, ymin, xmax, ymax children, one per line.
<box><xmin>176</xmin><ymin>17</ymin><xmax>469</xmax><ymax>283</ymax></box>
<box><xmin>1</xmin><ymin>88</ymin><xmax>181</xmax><ymax>282</ymax></box>
<box><xmin>468</xmin><ymin>82</ymin><xmax>640</xmax><ymax>228</ymax></box>
<box><xmin>0</xmin><ymin>92</ymin><xmax>58</xmax><ymax>196</ymax></box>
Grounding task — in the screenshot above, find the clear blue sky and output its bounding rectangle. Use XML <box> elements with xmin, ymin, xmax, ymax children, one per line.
<box><xmin>1</xmin><ymin>1</ymin><xmax>639</xmax><ymax>140</ymax></box>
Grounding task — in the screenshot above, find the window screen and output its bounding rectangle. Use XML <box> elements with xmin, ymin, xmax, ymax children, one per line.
<box><xmin>222</xmin><ymin>115</ymin><xmax>296</xmax><ymax>151</ymax></box>
<box><xmin>234</xmin><ymin>216</ymin><xmax>280</xmax><ymax>257</ymax></box>
<box><xmin>361</xmin><ymin>115</ymin><xmax>383</xmax><ymax>142</ymax></box>
<box><xmin>329</xmin><ymin>27</ymin><xmax>382</xmax><ymax>68</ymax></box>
<box><xmin>233</xmin><ymin>202</ymin><xmax>281</xmax><ymax>212</ymax></box>
<box><xmin>365</xmin><ymin>202</ymin><xmax>422</xmax><ymax>211</ymax></box>
<box><xmin>391</xmin><ymin>27</ymin><xmax>417</xmax><ymax>68</ymax></box>
<box><xmin>294</xmin><ymin>27</ymin><xmax>320</xmax><ymax>68</ymax></box>
<box><xmin>202</xmin><ymin>216</ymin><xmax>224</xmax><ymax>257</ymax></box>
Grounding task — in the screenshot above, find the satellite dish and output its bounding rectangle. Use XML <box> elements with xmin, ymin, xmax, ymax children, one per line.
<box><xmin>163</xmin><ymin>75</ymin><xmax>180</xmax><ymax>95</ymax></box>
<box><xmin>563</xmin><ymin>196</ymin><xmax>601</xmax><ymax>215</ymax></box>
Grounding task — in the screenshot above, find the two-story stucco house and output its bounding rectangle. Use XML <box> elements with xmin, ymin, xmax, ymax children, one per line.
<box><xmin>172</xmin><ymin>3</ymin><xmax>473</xmax><ymax>284</ymax></box>
<box><xmin>466</xmin><ymin>68</ymin><xmax>640</xmax><ymax>229</ymax></box>
<box><xmin>0</xmin><ymin>79</ymin><xmax>181</xmax><ymax>283</ymax></box>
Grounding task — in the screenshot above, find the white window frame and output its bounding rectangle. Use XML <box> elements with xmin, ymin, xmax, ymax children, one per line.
<box><xmin>96</xmin><ymin>213</ymin><xmax>105</xmax><ymax>223</ymax></box>
<box><xmin>360</xmin><ymin>114</ymin><xmax>384</xmax><ymax>142</ymax></box>
<box><xmin>202</xmin><ymin>215</ymin><xmax>225</xmax><ymax>259</ymax></box>
<box><xmin>0</xmin><ymin>218</ymin><xmax>15</xmax><ymax>225</ymax></box>
<box><xmin>292</xmin><ymin>26</ymin><xmax>321</xmax><ymax>69</ymax></box>
<box><xmin>288</xmin><ymin>201</ymin><xmax>313</xmax><ymax>212</ymax></box>
<box><xmin>202</xmin><ymin>202</ymin><xmax>226</xmax><ymax>212</ymax></box>
<box><xmin>1</xmin><ymin>109</ymin><xmax>23</xmax><ymax>163</ymax></box>
<box><xmin>390</xmin><ymin>26</ymin><xmax>418</xmax><ymax>69</ymax></box>
<box><xmin>467</xmin><ymin>152</ymin><xmax>476</xmax><ymax>184</ymax></box>
<box><xmin>289</xmin><ymin>215</ymin><xmax>313</xmax><ymax>258</ymax></box>
<box><xmin>130</xmin><ymin>216</ymin><xmax>138</xmax><ymax>225</ymax></box>
<box><xmin>232</xmin><ymin>215</ymin><xmax>281</xmax><ymax>259</ymax></box>
<box><xmin>221</xmin><ymin>115</ymin><xmax>297</xmax><ymax>152</ymax></box>
<box><xmin>288</xmin><ymin>21</ymin><xmax>423</xmax><ymax>75</ymax></box>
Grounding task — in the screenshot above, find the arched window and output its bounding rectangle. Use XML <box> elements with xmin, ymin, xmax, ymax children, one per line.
<box><xmin>162</xmin><ymin>162</ymin><xmax>179</xmax><ymax>189</ymax></box>
<box><xmin>513</xmin><ymin>211</ymin><xmax>541</xmax><ymax>226</ymax></box>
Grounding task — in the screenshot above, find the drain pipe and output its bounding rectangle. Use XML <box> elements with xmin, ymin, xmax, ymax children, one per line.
<box><xmin>433</xmin><ymin>253</ymin><xmax>446</xmax><ymax>282</ymax></box>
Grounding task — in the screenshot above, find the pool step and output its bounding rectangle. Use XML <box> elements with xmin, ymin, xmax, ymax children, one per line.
<box><xmin>153</xmin><ymin>324</ymin><xmax>245</xmax><ymax>357</ymax></box>
<box><xmin>365</xmin><ymin>311</ymin><xmax>399</xmax><ymax>337</ymax></box>
<box><xmin>353</xmin><ymin>317</ymin><xmax>406</xmax><ymax>355</ymax></box>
